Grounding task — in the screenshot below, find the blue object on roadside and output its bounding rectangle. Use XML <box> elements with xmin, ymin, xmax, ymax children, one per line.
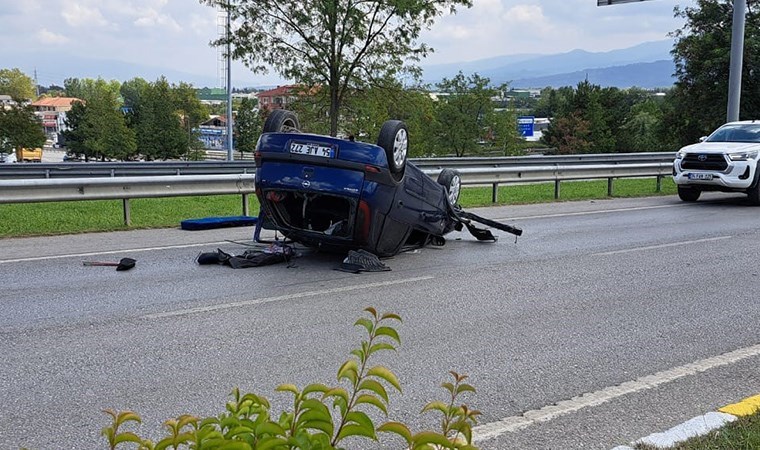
<box><xmin>180</xmin><ymin>216</ymin><xmax>258</xmax><ymax>231</ymax></box>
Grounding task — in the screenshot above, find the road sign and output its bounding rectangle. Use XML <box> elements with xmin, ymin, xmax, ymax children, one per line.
<box><xmin>517</xmin><ymin>116</ymin><xmax>535</xmax><ymax>137</ymax></box>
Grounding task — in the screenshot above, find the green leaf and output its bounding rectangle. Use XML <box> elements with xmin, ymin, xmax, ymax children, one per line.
<box><xmin>255</xmin><ymin>421</ymin><xmax>286</xmax><ymax>436</ymax></box>
<box><xmin>275</xmin><ymin>384</ymin><xmax>300</xmax><ymax>395</ymax></box>
<box><xmin>337</xmin><ymin>360</ymin><xmax>359</xmax><ymax>385</ymax></box>
<box><xmin>350</xmin><ymin>348</ymin><xmax>365</xmax><ymax>361</ymax></box>
<box><xmin>346</xmin><ymin>411</ymin><xmax>374</xmax><ymax>430</ymax></box>
<box><xmin>377</xmin><ymin>421</ymin><xmax>412</xmax><ymax>444</ymax></box>
<box><xmin>297</xmin><ymin>408</ymin><xmax>333</xmax><ymax>427</ymax></box>
<box><xmin>363</xmin><ymin>307</ymin><xmax>378</xmax><ymax>318</ymax></box>
<box><xmin>421</xmin><ymin>401</ymin><xmax>449</xmax><ymax>415</ymax></box>
<box><xmin>300</xmin><ymin>419</ymin><xmax>334</xmax><ymax>436</ymax></box>
<box><xmin>368</xmin><ymin>342</ymin><xmax>396</xmax><ymax>355</ymax></box>
<box><xmin>354</xmin><ymin>317</ymin><xmax>374</xmax><ymax>335</ymax></box>
<box><xmin>113</xmin><ymin>432</ymin><xmax>144</xmax><ymax>445</ymax></box>
<box><xmin>374</xmin><ymin>326</ymin><xmax>401</xmax><ymax>344</ymax></box>
<box><xmin>412</xmin><ymin>431</ymin><xmax>455</xmax><ymax>448</ymax></box>
<box><xmin>380</xmin><ymin>312</ymin><xmax>402</xmax><ymax>322</ymax></box>
<box><xmin>336</xmin><ymin>423</ymin><xmax>376</xmax><ymax>441</ymax></box>
<box><xmin>300</xmin><ymin>399</ymin><xmax>331</xmax><ymax>417</ymax></box>
<box><xmin>355</xmin><ymin>394</ymin><xmax>388</xmax><ymax>415</ymax></box>
<box><xmin>302</xmin><ymin>383</ymin><xmax>330</xmax><ymax>396</ymax></box>
<box><xmin>357</xmin><ymin>379</ymin><xmax>389</xmax><ymax>402</ymax></box>
<box><xmin>116</xmin><ymin>411</ymin><xmax>142</xmax><ymax>428</ymax></box>
<box><xmin>217</xmin><ymin>442</ymin><xmax>254</xmax><ymax>450</ymax></box>
<box><xmin>456</xmin><ymin>383</ymin><xmax>476</xmax><ymax>395</ymax></box>
<box><xmin>441</xmin><ymin>382</ymin><xmax>456</xmax><ymax>395</ymax></box>
<box><xmin>323</xmin><ymin>387</ymin><xmax>350</xmax><ymax>406</ymax></box>
<box><xmin>367</xmin><ymin>365</ymin><xmax>402</xmax><ymax>392</ymax></box>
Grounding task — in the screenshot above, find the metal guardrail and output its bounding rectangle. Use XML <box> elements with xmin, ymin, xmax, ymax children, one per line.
<box><xmin>0</xmin><ymin>155</ymin><xmax>676</xmax><ymax>225</ymax></box>
<box><xmin>0</xmin><ymin>152</ymin><xmax>675</xmax><ymax>179</ymax></box>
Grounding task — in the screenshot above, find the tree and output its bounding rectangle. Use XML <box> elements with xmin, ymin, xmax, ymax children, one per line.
<box><xmin>0</xmin><ymin>104</ymin><xmax>46</xmax><ymax>153</ymax></box>
<box><xmin>0</xmin><ymin>68</ymin><xmax>35</xmax><ymax>101</ymax></box>
<box><xmin>172</xmin><ymin>82</ymin><xmax>209</xmax><ymax>156</ymax></box>
<box><xmin>137</xmin><ymin>78</ymin><xmax>189</xmax><ymax>160</ymax></box>
<box><xmin>666</xmin><ymin>0</ymin><xmax>760</xmax><ymax>146</ymax></box>
<box><xmin>235</xmin><ymin>97</ymin><xmax>262</xmax><ymax>155</ymax></box>
<box><xmin>64</xmin><ymin>77</ymin><xmax>121</xmax><ymax>103</ymax></box>
<box><xmin>203</xmin><ymin>0</ymin><xmax>472</xmax><ymax>136</ymax></box>
<box><xmin>62</xmin><ymin>93</ymin><xmax>137</xmax><ymax>161</ymax></box>
<box><xmin>432</xmin><ymin>72</ymin><xmax>500</xmax><ymax>157</ymax></box>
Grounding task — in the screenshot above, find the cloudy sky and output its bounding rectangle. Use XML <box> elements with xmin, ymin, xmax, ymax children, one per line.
<box><xmin>0</xmin><ymin>0</ymin><xmax>697</xmax><ymax>86</ymax></box>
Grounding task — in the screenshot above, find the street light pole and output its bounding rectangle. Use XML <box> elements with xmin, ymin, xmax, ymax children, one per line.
<box><xmin>226</xmin><ymin>0</ymin><xmax>234</xmax><ymax>161</ymax></box>
<box><xmin>727</xmin><ymin>0</ymin><xmax>746</xmax><ymax>122</ymax></box>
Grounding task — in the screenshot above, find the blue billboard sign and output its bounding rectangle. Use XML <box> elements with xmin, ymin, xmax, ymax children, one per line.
<box><xmin>517</xmin><ymin>116</ymin><xmax>535</xmax><ymax>137</ymax></box>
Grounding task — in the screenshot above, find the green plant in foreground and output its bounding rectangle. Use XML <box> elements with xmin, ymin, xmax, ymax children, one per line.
<box><xmin>102</xmin><ymin>308</ymin><xmax>479</xmax><ymax>449</ymax></box>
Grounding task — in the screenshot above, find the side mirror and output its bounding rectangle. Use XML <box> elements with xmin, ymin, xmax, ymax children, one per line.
<box><xmin>698</xmin><ymin>136</ymin><xmax>708</xmax><ymax>142</ymax></box>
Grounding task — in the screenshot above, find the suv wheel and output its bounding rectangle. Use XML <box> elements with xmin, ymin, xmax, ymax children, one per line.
<box><xmin>677</xmin><ymin>186</ymin><xmax>701</xmax><ymax>202</ymax></box>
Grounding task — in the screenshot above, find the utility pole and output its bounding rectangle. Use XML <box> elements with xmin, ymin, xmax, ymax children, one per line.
<box><xmin>226</xmin><ymin>0</ymin><xmax>234</xmax><ymax>161</ymax></box>
<box><xmin>34</xmin><ymin>68</ymin><xmax>39</xmax><ymax>98</ymax></box>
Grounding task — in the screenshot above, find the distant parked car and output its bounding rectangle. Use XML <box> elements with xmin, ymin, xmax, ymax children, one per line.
<box><xmin>673</xmin><ymin>121</ymin><xmax>760</xmax><ymax>204</ymax></box>
<box><xmin>253</xmin><ymin>110</ymin><xmax>522</xmax><ymax>256</ymax></box>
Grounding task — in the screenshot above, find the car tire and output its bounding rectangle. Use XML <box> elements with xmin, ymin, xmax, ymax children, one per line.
<box><xmin>437</xmin><ymin>168</ymin><xmax>461</xmax><ymax>205</ymax></box>
<box><xmin>748</xmin><ymin>174</ymin><xmax>760</xmax><ymax>206</ymax></box>
<box><xmin>677</xmin><ymin>186</ymin><xmax>701</xmax><ymax>202</ymax></box>
<box><xmin>263</xmin><ymin>109</ymin><xmax>300</xmax><ymax>133</ymax></box>
<box><xmin>377</xmin><ymin>120</ymin><xmax>408</xmax><ymax>181</ymax></box>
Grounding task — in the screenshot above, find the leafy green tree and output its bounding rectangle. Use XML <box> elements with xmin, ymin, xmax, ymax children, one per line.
<box><xmin>666</xmin><ymin>0</ymin><xmax>760</xmax><ymax>146</ymax></box>
<box><xmin>486</xmin><ymin>108</ymin><xmax>520</xmax><ymax>156</ymax></box>
<box><xmin>120</xmin><ymin>77</ymin><xmax>150</xmax><ymax>129</ymax></box>
<box><xmin>203</xmin><ymin>0</ymin><xmax>472</xmax><ymax>136</ymax></box>
<box><xmin>0</xmin><ymin>68</ymin><xmax>35</xmax><ymax>101</ymax></box>
<box><xmin>618</xmin><ymin>99</ymin><xmax>665</xmax><ymax>152</ymax></box>
<box><xmin>0</xmin><ymin>104</ymin><xmax>45</xmax><ymax>153</ymax></box>
<box><xmin>137</xmin><ymin>78</ymin><xmax>189</xmax><ymax>160</ymax></box>
<box><xmin>62</xmin><ymin>94</ymin><xmax>136</xmax><ymax>161</ymax></box>
<box><xmin>235</xmin><ymin>97</ymin><xmax>262</xmax><ymax>155</ymax></box>
<box><xmin>432</xmin><ymin>72</ymin><xmax>500</xmax><ymax>157</ymax></box>
<box><xmin>173</xmin><ymin>82</ymin><xmax>209</xmax><ymax>156</ymax></box>
<box><xmin>64</xmin><ymin>77</ymin><xmax>121</xmax><ymax>103</ymax></box>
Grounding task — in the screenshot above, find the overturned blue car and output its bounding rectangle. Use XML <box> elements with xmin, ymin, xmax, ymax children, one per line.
<box><xmin>253</xmin><ymin>110</ymin><xmax>522</xmax><ymax>257</ymax></box>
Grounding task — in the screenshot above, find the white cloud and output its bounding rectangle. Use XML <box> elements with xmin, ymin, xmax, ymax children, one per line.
<box><xmin>133</xmin><ymin>9</ymin><xmax>182</xmax><ymax>32</ymax></box>
<box><xmin>37</xmin><ymin>28</ymin><xmax>70</xmax><ymax>45</ymax></box>
<box><xmin>61</xmin><ymin>1</ymin><xmax>109</xmax><ymax>28</ymax></box>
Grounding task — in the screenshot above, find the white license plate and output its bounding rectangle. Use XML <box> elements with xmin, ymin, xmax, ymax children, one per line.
<box><xmin>290</xmin><ymin>142</ymin><xmax>334</xmax><ymax>158</ymax></box>
<box><xmin>688</xmin><ymin>173</ymin><xmax>713</xmax><ymax>180</ymax></box>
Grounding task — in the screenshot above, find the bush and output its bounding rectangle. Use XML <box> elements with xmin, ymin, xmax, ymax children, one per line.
<box><xmin>102</xmin><ymin>308</ymin><xmax>480</xmax><ymax>449</ymax></box>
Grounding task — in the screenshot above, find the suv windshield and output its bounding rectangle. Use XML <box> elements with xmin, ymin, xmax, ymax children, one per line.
<box><xmin>707</xmin><ymin>124</ymin><xmax>760</xmax><ymax>143</ymax></box>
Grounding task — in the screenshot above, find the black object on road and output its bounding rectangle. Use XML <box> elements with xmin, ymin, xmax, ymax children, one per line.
<box><xmin>82</xmin><ymin>257</ymin><xmax>136</xmax><ymax>271</ymax></box>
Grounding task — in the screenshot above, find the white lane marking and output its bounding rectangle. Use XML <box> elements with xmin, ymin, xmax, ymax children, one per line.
<box><xmin>472</xmin><ymin>343</ymin><xmax>760</xmax><ymax>443</ymax></box>
<box><xmin>636</xmin><ymin>412</ymin><xmax>737</xmax><ymax>448</ymax></box>
<box><xmin>496</xmin><ymin>204</ymin><xmax>684</xmax><ymax>222</ymax></box>
<box><xmin>592</xmin><ymin>236</ymin><xmax>732</xmax><ymax>256</ymax></box>
<box><xmin>0</xmin><ymin>241</ymin><xmax>234</xmax><ymax>264</ymax></box>
<box><xmin>142</xmin><ymin>276</ymin><xmax>434</xmax><ymax>319</ymax></box>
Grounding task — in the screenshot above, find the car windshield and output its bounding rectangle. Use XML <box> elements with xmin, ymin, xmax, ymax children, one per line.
<box><xmin>706</xmin><ymin>124</ymin><xmax>760</xmax><ymax>143</ymax></box>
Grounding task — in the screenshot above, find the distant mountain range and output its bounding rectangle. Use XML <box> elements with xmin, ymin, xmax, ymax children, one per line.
<box><xmin>421</xmin><ymin>39</ymin><xmax>677</xmax><ymax>89</ymax></box>
<box><xmin>3</xmin><ymin>39</ymin><xmax>677</xmax><ymax>90</ymax></box>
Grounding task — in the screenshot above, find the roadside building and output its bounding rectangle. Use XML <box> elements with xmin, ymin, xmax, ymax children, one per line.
<box><xmin>198</xmin><ymin>115</ymin><xmax>229</xmax><ymax>150</ymax></box>
<box><xmin>30</xmin><ymin>97</ymin><xmax>82</xmax><ymax>143</ymax></box>
<box><xmin>257</xmin><ymin>85</ymin><xmax>299</xmax><ymax>111</ymax></box>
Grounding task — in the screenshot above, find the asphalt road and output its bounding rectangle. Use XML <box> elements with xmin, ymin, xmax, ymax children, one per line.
<box><xmin>1</xmin><ymin>193</ymin><xmax>760</xmax><ymax>449</ymax></box>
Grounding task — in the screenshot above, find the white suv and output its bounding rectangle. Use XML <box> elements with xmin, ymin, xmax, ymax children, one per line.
<box><xmin>673</xmin><ymin>121</ymin><xmax>760</xmax><ymax>204</ymax></box>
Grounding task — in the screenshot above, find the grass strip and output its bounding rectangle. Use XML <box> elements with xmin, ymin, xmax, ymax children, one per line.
<box><xmin>0</xmin><ymin>177</ymin><xmax>676</xmax><ymax>238</ymax></box>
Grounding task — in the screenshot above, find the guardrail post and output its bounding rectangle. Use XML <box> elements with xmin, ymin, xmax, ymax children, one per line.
<box><xmin>656</xmin><ymin>175</ymin><xmax>662</xmax><ymax>193</ymax></box>
<box><xmin>554</xmin><ymin>180</ymin><xmax>560</xmax><ymax>199</ymax></box>
<box><xmin>607</xmin><ymin>178</ymin><xmax>614</xmax><ymax>196</ymax></box>
<box><xmin>242</xmin><ymin>193</ymin><xmax>250</xmax><ymax>216</ymax></box>
<box><xmin>122</xmin><ymin>198</ymin><xmax>131</xmax><ymax>226</ymax></box>
<box><xmin>491</xmin><ymin>183</ymin><xmax>499</xmax><ymax>203</ymax></box>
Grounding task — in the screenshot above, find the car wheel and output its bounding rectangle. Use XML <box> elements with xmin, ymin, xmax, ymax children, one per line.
<box><xmin>677</xmin><ymin>186</ymin><xmax>701</xmax><ymax>202</ymax></box>
<box><xmin>263</xmin><ymin>109</ymin><xmax>300</xmax><ymax>133</ymax></box>
<box><xmin>377</xmin><ymin>120</ymin><xmax>408</xmax><ymax>181</ymax></box>
<box><xmin>437</xmin><ymin>168</ymin><xmax>461</xmax><ymax>205</ymax></box>
<box><xmin>748</xmin><ymin>177</ymin><xmax>760</xmax><ymax>206</ymax></box>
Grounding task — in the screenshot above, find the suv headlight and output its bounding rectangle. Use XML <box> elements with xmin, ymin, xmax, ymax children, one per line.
<box><xmin>675</xmin><ymin>151</ymin><xmax>686</xmax><ymax>160</ymax></box>
<box><xmin>728</xmin><ymin>150</ymin><xmax>759</xmax><ymax>161</ymax></box>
